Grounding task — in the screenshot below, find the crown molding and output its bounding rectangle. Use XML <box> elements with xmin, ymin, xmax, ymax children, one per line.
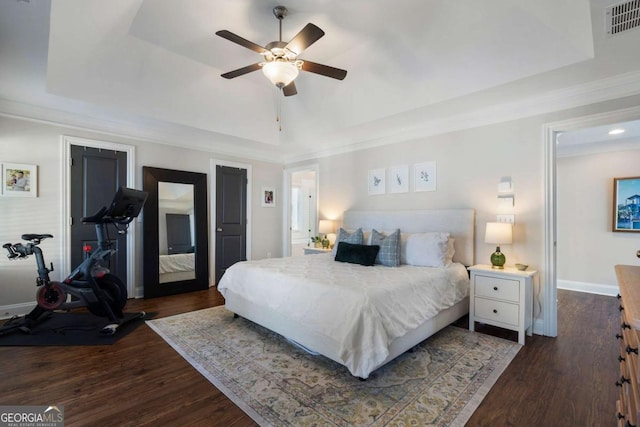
<box><xmin>2</xmin><ymin>69</ymin><xmax>640</xmax><ymax>165</ymax></box>
<box><xmin>0</xmin><ymin>98</ymin><xmax>282</xmax><ymax>164</ymax></box>
<box><xmin>283</xmin><ymin>70</ymin><xmax>640</xmax><ymax>163</ymax></box>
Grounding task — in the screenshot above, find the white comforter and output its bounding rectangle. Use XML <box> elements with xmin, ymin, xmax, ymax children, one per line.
<box><xmin>218</xmin><ymin>254</ymin><xmax>469</xmax><ymax>377</ymax></box>
<box><xmin>159</xmin><ymin>253</ymin><xmax>195</xmax><ymax>274</ymax></box>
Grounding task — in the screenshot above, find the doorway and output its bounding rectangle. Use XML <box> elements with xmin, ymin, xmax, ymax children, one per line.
<box><xmin>61</xmin><ymin>136</ymin><xmax>137</xmax><ymax>295</ymax></box>
<box><xmin>215</xmin><ymin>165</ymin><xmax>248</xmax><ymax>283</ymax></box>
<box><xmin>543</xmin><ymin>105</ymin><xmax>640</xmax><ymax>337</ymax></box>
<box><xmin>210</xmin><ymin>159</ymin><xmax>252</xmax><ymax>285</ymax></box>
<box><xmin>283</xmin><ymin>165</ymin><xmax>318</xmax><ymax>257</ymax></box>
<box><xmin>70</xmin><ymin>145</ymin><xmax>127</xmax><ymax>284</ymax></box>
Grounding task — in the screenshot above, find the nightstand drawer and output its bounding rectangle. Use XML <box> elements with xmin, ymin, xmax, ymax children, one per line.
<box><xmin>475</xmin><ymin>274</ymin><xmax>520</xmax><ymax>302</ymax></box>
<box><xmin>474</xmin><ymin>297</ymin><xmax>519</xmax><ymax>326</ymax></box>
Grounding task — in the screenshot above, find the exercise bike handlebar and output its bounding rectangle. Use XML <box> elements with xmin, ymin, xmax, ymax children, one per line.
<box><xmin>81</xmin><ymin>187</ymin><xmax>148</xmax><ymax>225</ymax></box>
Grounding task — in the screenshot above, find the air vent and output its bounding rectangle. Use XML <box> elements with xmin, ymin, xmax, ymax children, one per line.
<box><xmin>606</xmin><ymin>0</ymin><xmax>640</xmax><ymax>36</ymax></box>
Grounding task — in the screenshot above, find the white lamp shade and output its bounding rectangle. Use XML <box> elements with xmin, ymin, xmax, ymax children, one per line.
<box><xmin>318</xmin><ymin>220</ymin><xmax>334</xmax><ymax>235</ymax></box>
<box><xmin>485</xmin><ymin>222</ymin><xmax>512</xmax><ymax>245</ymax></box>
<box><xmin>262</xmin><ymin>61</ymin><xmax>299</xmax><ymax>87</ymax></box>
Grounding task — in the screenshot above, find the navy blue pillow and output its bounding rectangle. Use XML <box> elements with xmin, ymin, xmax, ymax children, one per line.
<box><xmin>335</xmin><ymin>242</ymin><xmax>380</xmax><ymax>266</ymax></box>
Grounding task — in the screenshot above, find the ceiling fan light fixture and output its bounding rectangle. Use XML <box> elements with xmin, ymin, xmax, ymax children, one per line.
<box><xmin>262</xmin><ymin>60</ymin><xmax>299</xmax><ymax>88</ymax></box>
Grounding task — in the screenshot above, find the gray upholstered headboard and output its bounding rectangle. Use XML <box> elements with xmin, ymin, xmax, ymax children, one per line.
<box><xmin>342</xmin><ymin>209</ymin><xmax>475</xmax><ymax>266</ymax></box>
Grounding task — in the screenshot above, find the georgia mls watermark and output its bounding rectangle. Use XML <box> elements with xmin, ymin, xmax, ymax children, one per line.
<box><xmin>0</xmin><ymin>406</ymin><xmax>64</xmax><ymax>427</ymax></box>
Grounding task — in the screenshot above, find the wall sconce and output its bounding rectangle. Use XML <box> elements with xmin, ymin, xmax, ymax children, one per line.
<box><xmin>485</xmin><ymin>222</ymin><xmax>512</xmax><ymax>269</ymax></box>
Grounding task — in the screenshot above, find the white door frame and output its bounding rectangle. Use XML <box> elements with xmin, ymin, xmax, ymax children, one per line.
<box><xmin>543</xmin><ymin>105</ymin><xmax>640</xmax><ymax>337</ymax></box>
<box><xmin>210</xmin><ymin>159</ymin><xmax>252</xmax><ymax>286</ymax></box>
<box><xmin>59</xmin><ymin>136</ymin><xmax>138</xmax><ymax>296</ymax></box>
<box><xmin>282</xmin><ymin>164</ymin><xmax>319</xmax><ymax>257</ymax></box>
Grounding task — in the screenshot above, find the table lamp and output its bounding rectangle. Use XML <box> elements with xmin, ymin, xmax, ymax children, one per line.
<box><xmin>485</xmin><ymin>222</ymin><xmax>512</xmax><ymax>269</ymax></box>
<box><xmin>318</xmin><ymin>220</ymin><xmax>334</xmax><ymax>249</ymax></box>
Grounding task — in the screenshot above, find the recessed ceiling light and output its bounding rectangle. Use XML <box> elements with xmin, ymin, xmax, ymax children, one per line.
<box><xmin>609</xmin><ymin>128</ymin><xmax>625</xmax><ymax>135</ymax></box>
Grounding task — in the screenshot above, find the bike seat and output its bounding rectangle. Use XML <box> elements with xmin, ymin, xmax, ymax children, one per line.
<box><xmin>21</xmin><ymin>234</ymin><xmax>53</xmax><ymax>242</ymax></box>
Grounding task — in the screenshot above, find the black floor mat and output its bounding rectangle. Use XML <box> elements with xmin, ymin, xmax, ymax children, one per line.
<box><xmin>0</xmin><ymin>311</ymin><xmax>152</xmax><ymax>346</ymax></box>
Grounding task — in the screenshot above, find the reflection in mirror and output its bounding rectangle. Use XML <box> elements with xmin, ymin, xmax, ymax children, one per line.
<box><xmin>158</xmin><ymin>182</ymin><xmax>195</xmax><ymax>283</ymax></box>
<box><xmin>143</xmin><ymin>166</ymin><xmax>208</xmax><ymax>299</ymax></box>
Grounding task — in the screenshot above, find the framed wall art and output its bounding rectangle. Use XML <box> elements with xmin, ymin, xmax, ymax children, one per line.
<box><xmin>389</xmin><ymin>165</ymin><xmax>409</xmax><ymax>193</ymax></box>
<box><xmin>368</xmin><ymin>168</ymin><xmax>385</xmax><ymax>195</ymax></box>
<box><xmin>613</xmin><ymin>176</ymin><xmax>640</xmax><ymax>232</ymax></box>
<box><xmin>2</xmin><ymin>162</ymin><xmax>38</xmax><ymax>197</ymax></box>
<box><xmin>262</xmin><ymin>186</ymin><xmax>276</xmax><ymax>207</ymax></box>
<box><xmin>414</xmin><ymin>161</ymin><xmax>436</xmax><ymax>192</ymax></box>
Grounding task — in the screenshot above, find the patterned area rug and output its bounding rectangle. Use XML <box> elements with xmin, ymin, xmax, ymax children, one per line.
<box><xmin>147</xmin><ymin>306</ymin><xmax>520</xmax><ymax>426</ymax></box>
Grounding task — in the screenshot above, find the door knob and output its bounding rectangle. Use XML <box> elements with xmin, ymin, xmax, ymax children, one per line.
<box><xmin>216</xmin><ymin>227</ymin><xmax>223</xmax><ymax>232</ymax></box>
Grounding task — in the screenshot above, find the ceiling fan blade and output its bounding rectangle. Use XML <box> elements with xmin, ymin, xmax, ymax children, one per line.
<box><xmin>301</xmin><ymin>60</ymin><xmax>347</xmax><ymax>80</ymax></box>
<box><xmin>282</xmin><ymin>81</ymin><xmax>297</xmax><ymax>97</ymax></box>
<box><xmin>220</xmin><ymin>63</ymin><xmax>262</xmax><ymax>79</ymax></box>
<box><xmin>215</xmin><ymin>30</ymin><xmax>267</xmax><ymax>54</ymax></box>
<box><xmin>284</xmin><ymin>23</ymin><xmax>325</xmax><ymax>55</ymax></box>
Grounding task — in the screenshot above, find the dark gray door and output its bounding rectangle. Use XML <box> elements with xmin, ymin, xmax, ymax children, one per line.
<box><xmin>70</xmin><ymin>145</ymin><xmax>127</xmax><ymax>283</ymax></box>
<box><xmin>166</xmin><ymin>213</ymin><xmax>192</xmax><ymax>254</ymax></box>
<box><xmin>215</xmin><ymin>165</ymin><xmax>247</xmax><ymax>284</ymax></box>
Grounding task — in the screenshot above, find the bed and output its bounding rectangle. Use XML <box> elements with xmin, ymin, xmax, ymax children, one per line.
<box><xmin>159</xmin><ymin>253</ymin><xmax>195</xmax><ymax>283</ymax></box>
<box><xmin>218</xmin><ymin>209</ymin><xmax>475</xmax><ymax>378</ymax></box>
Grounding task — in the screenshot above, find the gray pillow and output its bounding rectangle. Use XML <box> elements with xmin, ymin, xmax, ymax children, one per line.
<box><xmin>331</xmin><ymin>228</ymin><xmax>364</xmax><ymax>257</ymax></box>
<box><xmin>370</xmin><ymin>229</ymin><xmax>401</xmax><ymax>267</ymax></box>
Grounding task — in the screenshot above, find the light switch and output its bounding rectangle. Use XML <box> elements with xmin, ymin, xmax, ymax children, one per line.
<box><xmin>497</xmin><ymin>214</ymin><xmax>515</xmax><ymax>224</ymax></box>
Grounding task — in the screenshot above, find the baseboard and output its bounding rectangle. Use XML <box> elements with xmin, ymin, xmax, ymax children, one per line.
<box><xmin>0</xmin><ymin>302</ymin><xmax>36</xmax><ymax>320</ymax></box>
<box><xmin>557</xmin><ymin>279</ymin><xmax>619</xmax><ymax>297</ymax></box>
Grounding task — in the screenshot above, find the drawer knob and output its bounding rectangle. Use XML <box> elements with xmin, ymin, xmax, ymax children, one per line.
<box><xmin>493</xmin><ymin>309</ymin><xmax>498</xmax><ymax>314</ymax></box>
<box><xmin>623</xmin><ymin>322</ymin><xmax>632</xmax><ymax>330</ymax></box>
<box><xmin>616</xmin><ymin>376</ymin><xmax>631</xmax><ymax>386</ymax></box>
<box><xmin>493</xmin><ymin>286</ymin><xmax>498</xmax><ymax>291</ymax></box>
<box><xmin>626</xmin><ymin>345</ymin><xmax>638</xmax><ymax>355</ymax></box>
<box><xmin>619</xmin><ymin>355</ymin><xmax>627</xmax><ymax>362</ymax></box>
<box><xmin>620</xmin><ymin>305</ymin><xmax>625</xmax><ymax>312</ymax></box>
<box><xmin>618</xmin><ymin>293</ymin><xmax>622</xmax><ymax>300</ymax></box>
<box><xmin>618</xmin><ymin>412</ymin><xmax>626</xmax><ymax>420</ymax></box>
<box><xmin>616</xmin><ymin>333</ymin><xmax>623</xmax><ymax>340</ymax></box>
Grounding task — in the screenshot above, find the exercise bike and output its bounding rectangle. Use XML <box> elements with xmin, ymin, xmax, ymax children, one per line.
<box><xmin>0</xmin><ymin>187</ymin><xmax>148</xmax><ymax>336</ymax></box>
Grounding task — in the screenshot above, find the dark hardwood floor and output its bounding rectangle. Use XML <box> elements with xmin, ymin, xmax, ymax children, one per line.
<box><xmin>0</xmin><ymin>289</ymin><xmax>618</xmax><ymax>426</ymax></box>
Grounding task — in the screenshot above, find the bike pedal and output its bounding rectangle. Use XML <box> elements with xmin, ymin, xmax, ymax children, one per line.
<box><xmin>100</xmin><ymin>324</ymin><xmax>118</xmax><ymax>335</ymax></box>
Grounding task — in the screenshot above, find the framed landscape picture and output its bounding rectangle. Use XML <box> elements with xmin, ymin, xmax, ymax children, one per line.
<box><xmin>613</xmin><ymin>176</ymin><xmax>640</xmax><ymax>232</ymax></box>
<box><xmin>2</xmin><ymin>162</ymin><xmax>37</xmax><ymax>197</ymax></box>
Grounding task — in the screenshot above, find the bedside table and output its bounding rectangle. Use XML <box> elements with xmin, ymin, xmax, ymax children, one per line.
<box><xmin>303</xmin><ymin>247</ymin><xmax>331</xmax><ymax>255</ymax></box>
<box><xmin>467</xmin><ymin>264</ymin><xmax>537</xmax><ymax>345</ymax></box>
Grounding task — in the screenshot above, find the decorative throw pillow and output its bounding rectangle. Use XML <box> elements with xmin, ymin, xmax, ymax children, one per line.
<box><xmin>370</xmin><ymin>229</ymin><xmax>401</xmax><ymax>267</ymax></box>
<box><xmin>331</xmin><ymin>228</ymin><xmax>364</xmax><ymax>256</ymax></box>
<box><xmin>403</xmin><ymin>232</ymin><xmax>451</xmax><ymax>267</ymax></box>
<box><xmin>335</xmin><ymin>242</ymin><xmax>380</xmax><ymax>266</ymax></box>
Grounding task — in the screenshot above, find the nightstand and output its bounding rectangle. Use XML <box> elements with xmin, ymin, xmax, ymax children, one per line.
<box><xmin>303</xmin><ymin>247</ymin><xmax>331</xmax><ymax>255</ymax></box>
<box><xmin>467</xmin><ymin>264</ymin><xmax>537</xmax><ymax>345</ymax></box>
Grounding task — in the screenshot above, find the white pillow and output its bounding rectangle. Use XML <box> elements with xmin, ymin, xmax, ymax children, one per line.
<box><xmin>402</xmin><ymin>232</ymin><xmax>451</xmax><ymax>267</ymax></box>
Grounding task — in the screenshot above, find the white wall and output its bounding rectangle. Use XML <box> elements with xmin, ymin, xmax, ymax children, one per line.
<box><xmin>557</xmin><ymin>148</ymin><xmax>640</xmax><ymax>294</ymax></box>
<box><xmin>290</xmin><ymin>93</ymin><xmax>640</xmax><ymax>330</ymax></box>
<box><xmin>0</xmin><ymin>116</ymin><xmax>282</xmax><ymax>314</ymax></box>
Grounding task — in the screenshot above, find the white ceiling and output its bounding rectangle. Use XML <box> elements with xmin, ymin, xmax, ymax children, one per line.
<box><xmin>1</xmin><ymin>0</ymin><xmax>640</xmax><ymax>163</ymax></box>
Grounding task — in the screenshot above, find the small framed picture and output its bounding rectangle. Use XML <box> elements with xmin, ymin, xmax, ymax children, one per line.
<box><xmin>262</xmin><ymin>187</ymin><xmax>276</xmax><ymax>207</ymax></box>
<box><xmin>389</xmin><ymin>165</ymin><xmax>409</xmax><ymax>193</ymax></box>
<box><xmin>613</xmin><ymin>176</ymin><xmax>640</xmax><ymax>232</ymax></box>
<box><xmin>2</xmin><ymin>163</ymin><xmax>38</xmax><ymax>197</ymax></box>
<box><xmin>368</xmin><ymin>168</ymin><xmax>385</xmax><ymax>195</ymax></box>
<box><xmin>414</xmin><ymin>161</ymin><xmax>437</xmax><ymax>192</ymax></box>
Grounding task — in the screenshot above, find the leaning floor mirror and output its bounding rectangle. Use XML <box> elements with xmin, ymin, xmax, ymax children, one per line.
<box><xmin>143</xmin><ymin>166</ymin><xmax>209</xmax><ymax>298</ymax></box>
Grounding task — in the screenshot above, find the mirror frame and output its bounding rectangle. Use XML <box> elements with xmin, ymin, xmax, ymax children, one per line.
<box><xmin>143</xmin><ymin>166</ymin><xmax>209</xmax><ymax>298</ymax></box>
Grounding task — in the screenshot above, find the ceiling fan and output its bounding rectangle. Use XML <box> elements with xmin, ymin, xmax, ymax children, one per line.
<box><xmin>215</xmin><ymin>5</ymin><xmax>347</xmax><ymax>97</ymax></box>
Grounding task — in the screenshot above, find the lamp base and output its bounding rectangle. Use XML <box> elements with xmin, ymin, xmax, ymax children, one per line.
<box><xmin>490</xmin><ymin>246</ymin><xmax>506</xmax><ymax>269</ymax></box>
